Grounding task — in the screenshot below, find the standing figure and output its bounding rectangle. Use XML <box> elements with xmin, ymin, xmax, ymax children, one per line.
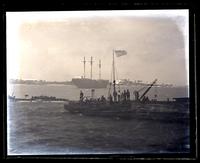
<box><xmin>120</xmin><ymin>91</ymin><xmax>124</xmax><ymax>102</ymax></box>
<box><xmin>123</xmin><ymin>90</ymin><xmax>127</xmax><ymax>101</ymax></box>
<box><xmin>91</xmin><ymin>89</ymin><xmax>95</xmax><ymax>99</ymax></box>
<box><xmin>109</xmin><ymin>94</ymin><xmax>113</xmax><ymax>104</ymax></box>
<box><xmin>113</xmin><ymin>91</ymin><xmax>117</xmax><ymax>102</ymax></box>
<box><xmin>127</xmin><ymin>89</ymin><xmax>130</xmax><ymax>101</ymax></box>
<box><xmin>134</xmin><ymin>90</ymin><xmax>139</xmax><ymax>102</ymax></box>
<box><xmin>117</xmin><ymin>90</ymin><xmax>121</xmax><ymax>102</ymax></box>
<box><xmin>80</xmin><ymin>90</ymin><xmax>84</xmax><ymax>102</ymax></box>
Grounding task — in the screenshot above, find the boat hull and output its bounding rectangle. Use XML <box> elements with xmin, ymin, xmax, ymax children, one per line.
<box><xmin>64</xmin><ymin>100</ymin><xmax>189</xmax><ymax>120</ymax></box>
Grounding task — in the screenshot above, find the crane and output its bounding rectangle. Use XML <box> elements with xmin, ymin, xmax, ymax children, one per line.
<box><xmin>139</xmin><ymin>79</ymin><xmax>157</xmax><ymax>102</ymax></box>
<box><xmin>133</xmin><ymin>86</ymin><xmax>147</xmax><ymax>101</ymax></box>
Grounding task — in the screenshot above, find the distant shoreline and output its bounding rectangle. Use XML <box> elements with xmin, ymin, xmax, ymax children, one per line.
<box><xmin>9</xmin><ymin>83</ymin><xmax>74</xmax><ymax>86</ymax></box>
<box><xmin>8</xmin><ymin>79</ymin><xmax>188</xmax><ymax>88</ymax></box>
<box><xmin>8</xmin><ymin>82</ymin><xmax>189</xmax><ymax>88</ymax></box>
<box><xmin>9</xmin><ymin>80</ymin><xmax>73</xmax><ymax>85</ymax></box>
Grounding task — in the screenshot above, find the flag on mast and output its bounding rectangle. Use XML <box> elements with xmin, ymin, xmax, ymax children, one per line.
<box><xmin>114</xmin><ymin>50</ymin><xmax>127</xmax><ymax>57</ymax></box>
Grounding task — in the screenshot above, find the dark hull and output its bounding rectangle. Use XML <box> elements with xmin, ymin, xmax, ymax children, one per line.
<box><xmin>64</xmin><ymin>101</ymin><xmax>189</xmax><ymax>120</ymax></box>
<box><xmin>72</xmin><ymin>78</ymin><xmax>109</xmax><ymax>89</ymax></box>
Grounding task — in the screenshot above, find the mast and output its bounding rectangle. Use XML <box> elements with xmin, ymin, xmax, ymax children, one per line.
<box><xmin>113</xmin><ymin>50</ymin><xmax>117</xmax><ymax>102</ymax></box>
<box><xmin>90</xmin><ymin>56</ymin><xmax>94</xmax><ymax>79</ymax></box>
<box><xmin>99</xmin><ymin>60</ymin><xmax>101</xmax><ymax>80</ymax></box>
<box><xmin>82</xmin><ymin>57</ymin><xmax>86</xmax><ymax>78</ymax></box>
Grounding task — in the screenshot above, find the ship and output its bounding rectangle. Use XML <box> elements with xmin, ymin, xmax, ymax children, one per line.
<box><xmin>64</xmin><ymin>50</ymin><xmax>189</xmax><ymax>118</ymax></box>
<box><xmin>71</xmin><ymin>57</ymin><xmax>109</xmax><ymax>89</ymax></box>
<box><xmin>72</xmin><ymin>78</ymin><xmax>109</xmax><ymax>89</ymax></box>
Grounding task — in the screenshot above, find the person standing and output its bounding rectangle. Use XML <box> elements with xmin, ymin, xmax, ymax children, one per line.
<box><xmin>127</xmin><ymin>89</ymin><xmax>130</xmax><ymax>101</ymax></box>
<box><xmin>123</xmin><ymin>90</ymin><xmax>127</xmax><ymax>101</ymax></box>
<box><xmin>80</xmin><ymin>90</ymin><xmax>84</xmax><ymax>102</ymax></box>
<box><xmin>109</xmin><ymin>94</ymin><xmax>113</xmax><ymax>104</ymax></box>
<box><xmin>117</xmin><ymin>90</ymin><xmax>121</xmax><ymax>102</ymax></box>
<box><xmin>134</xmin><ymin>90</ymin><xmax>139</xmax><ymax>101</ymax></box>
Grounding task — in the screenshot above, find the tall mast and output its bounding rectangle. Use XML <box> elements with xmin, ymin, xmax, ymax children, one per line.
<box><xmin>82</xmin><ymin>57</ymin><xmax>86</xmax><ymax>78</ymax></box>
<box><xmin>113</xmin><ymin>50</ymin><xmax>115</xmax><ymax>83</ymax></box>
<box><xmin>113</xmin><ymin>50</ymin><xmax>117</xmax><ymax>102</ymax></box>
<box><xmin>90</xmin><ymin>56</ymin><xmax>94</xmax><ymax>79</ymax></box>
<box><xmin>99</xmin><ymin>60</ymin><xmax>101</xmax><ymax>80</ymax></box>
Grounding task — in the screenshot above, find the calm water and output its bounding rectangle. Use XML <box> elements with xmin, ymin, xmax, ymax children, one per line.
<box><xmin>8</xmin><ymin>84</ymin><xmax>189</xmax><ymax>101</ymax></box>
<box><xmin>7</xmin><ymin>84</ymin><xmax>190</xmax><ymax>155</ymax></box>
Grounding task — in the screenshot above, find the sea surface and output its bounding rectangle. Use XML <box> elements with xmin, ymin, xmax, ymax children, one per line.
<box><xmin>8</xmin><ymin>84</ymin><xmax>189</xmax><ymax>101</ymax></box>
<box><xmin>7</xmin><ymin>84</ymin><xmax>190</xmax><ymax>155</ymax></box>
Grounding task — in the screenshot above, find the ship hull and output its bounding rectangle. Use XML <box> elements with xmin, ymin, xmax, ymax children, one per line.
<box><xmin>64</xmin><ymin>101</ymin><xmax>189</xmax><ymax>120</ymax></box>
<box><xmin>72</xmin><ymin>78</ymin><xmax>109</xmax><ymax>89</ymax></box>
<box><xmin>64</xmin><ymin>101</ymin><xmax>135</xmax><ymax>118</ymax></box>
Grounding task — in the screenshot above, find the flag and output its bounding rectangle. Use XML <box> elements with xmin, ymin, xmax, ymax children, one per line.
<box><xmin>114</xmin><ymin>50</ymin><xmax>127</xmax><ymax>57</ymax></box>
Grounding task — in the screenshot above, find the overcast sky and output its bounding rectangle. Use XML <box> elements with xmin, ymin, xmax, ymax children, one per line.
<box><xmin>7</xmin><ymin>10</ymin><xmax>189</xmax><ymax>86</ymax></box>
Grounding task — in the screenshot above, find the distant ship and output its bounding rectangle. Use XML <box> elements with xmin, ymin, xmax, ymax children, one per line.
<box><xmin>71</xmin><ymin>57</ymin><xmax>109</xmax><ymax>89</ymax></box>
<box><xmin>72</xmin><ymin>78</ymin><xmax>109</xmax><ymax>89</ymax></box>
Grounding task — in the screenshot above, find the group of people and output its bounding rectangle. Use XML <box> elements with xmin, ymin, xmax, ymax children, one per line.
<box><xmin>80</xmin><ymin>90</ymin><xmax>107</xmax><ymax>104</ymax></box>
<box><xmin>108</xmin><ymin>89</ymin><xmax>131</xmax><ymax>104</ymax></box>
<box><xmin>80</xmin><ymin>88</ymin><xmax>152</xmax><ymax>104</ymax></box>
<box><xmin>117</xmin><ymin>89</ymin><xmax>130</xmax><ymax>102</ymax></box>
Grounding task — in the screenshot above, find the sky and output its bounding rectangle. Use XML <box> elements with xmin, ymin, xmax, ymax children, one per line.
<box><xmin>6</xmin><ymin>10</ymin><xmax>189</xmax><ymax>86</ymax></box>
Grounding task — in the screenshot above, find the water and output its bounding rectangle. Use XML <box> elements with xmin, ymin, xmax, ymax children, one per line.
<box><xmin>8</xmin><ymin>84</ymin><xmax>189</xmax><ymax>101</ymax></box>
<box><xmin>7</xmin><ymin>84</ymin><xmax>190</xmax><ymax>155</ymax></box>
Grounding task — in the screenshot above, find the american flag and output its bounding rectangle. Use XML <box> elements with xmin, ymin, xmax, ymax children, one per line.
<box><xmin>114</xmin><ymin>50</ymin><xmax>127</xmax><ymax>57</ymax></box>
